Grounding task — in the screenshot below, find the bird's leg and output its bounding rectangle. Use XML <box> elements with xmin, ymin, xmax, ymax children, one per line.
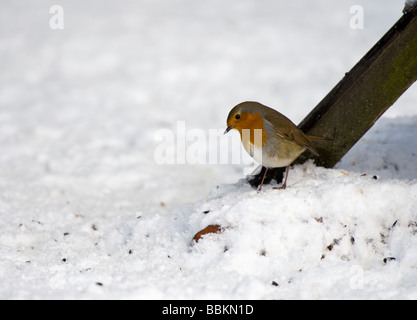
<box><xmin>273</xmin><ymin>165</ymin><xmax>290</xmax><ymax>190</ymax></box>
<box><xmin>258</xmin><ymin>167</ymin><xmax>268</xmax><ymax>192</ymax></box>
<box><xmin>281</xmin><ymin>165</ymin><xmax>290</xmax><ymax>189</ymax></box>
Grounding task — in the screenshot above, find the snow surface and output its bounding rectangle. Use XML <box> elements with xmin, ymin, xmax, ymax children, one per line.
<box><xmin>1</xmin><ymin>0</ymin><xmax>417</xmax><ymax>299</ymax></box>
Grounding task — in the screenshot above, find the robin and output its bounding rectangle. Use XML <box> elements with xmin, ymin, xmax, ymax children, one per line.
<box><xmin>224</xmin><ymin>101</ymin><xmax>330</xmax><ymax>191</ymax></box>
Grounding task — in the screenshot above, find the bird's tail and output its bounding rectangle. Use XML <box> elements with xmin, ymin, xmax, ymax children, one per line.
<box><xmin>305</xmin><ymin>134</ymin><xmax>333</xmax><ymax>142</ymax></box>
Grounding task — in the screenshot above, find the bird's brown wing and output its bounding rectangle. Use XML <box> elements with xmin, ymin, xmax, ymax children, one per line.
<box><xmin>264</xmin><ymin>112</ymin><xmax>320</xmax><ymax>156</ymax></box>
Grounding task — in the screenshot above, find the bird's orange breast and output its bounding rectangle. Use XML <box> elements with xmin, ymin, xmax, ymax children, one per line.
<box><xmin>235</xmin><ymin>112</ymin><xmax>269</xmax><ymax>148</ymax></box>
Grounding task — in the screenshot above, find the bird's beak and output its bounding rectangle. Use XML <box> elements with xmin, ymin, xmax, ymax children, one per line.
<box><xmin>224</xmin><ymin>126</ymin><xmax>233</xmax><ymax>134</ymax></box>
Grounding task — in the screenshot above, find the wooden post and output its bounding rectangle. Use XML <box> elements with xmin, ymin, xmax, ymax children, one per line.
<box><xmin>249</xmin><ymin>6</ymin><xmax>417</xmax><ymax>188</ymax></box>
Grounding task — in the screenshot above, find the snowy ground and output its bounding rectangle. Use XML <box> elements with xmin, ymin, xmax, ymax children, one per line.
<box><xmin>1</xmin><ymin>0</ymin><xmax>417</xmax><ymax>299</ymax></box>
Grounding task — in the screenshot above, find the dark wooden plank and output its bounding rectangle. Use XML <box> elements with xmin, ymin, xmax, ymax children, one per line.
<box><xmin>249</xmin><ymin>6</ymin><xmax>417</xmax><ymax>187</ymax></box>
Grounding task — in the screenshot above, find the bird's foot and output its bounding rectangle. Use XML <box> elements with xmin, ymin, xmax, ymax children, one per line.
<box><xmin>273</xmin><ymin>183</ymin><xmax>287</xmax><ymax>190</ymax></box>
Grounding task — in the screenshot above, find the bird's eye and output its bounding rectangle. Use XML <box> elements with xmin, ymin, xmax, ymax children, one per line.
<box><xmin>235</xmin><ymin>114</ymin><xmax>241</xmax><ymax>120</ymax></box>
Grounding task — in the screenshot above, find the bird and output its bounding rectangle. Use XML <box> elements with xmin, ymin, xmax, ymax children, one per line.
<box><xmin>224</xmin><ymin>101</ymin><xmax>330</xmax><ymax>191</ymax></box>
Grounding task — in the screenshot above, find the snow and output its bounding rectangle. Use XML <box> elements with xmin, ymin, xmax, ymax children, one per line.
<box><xmin>404</xmin><ymin>0</ymin><xmax>417</xmax><ymax>13</ymax></box>
<box><xmin>1</xmin><ymin>0</ymin><xmax>417</xmax><ymax>299</ymax></box>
